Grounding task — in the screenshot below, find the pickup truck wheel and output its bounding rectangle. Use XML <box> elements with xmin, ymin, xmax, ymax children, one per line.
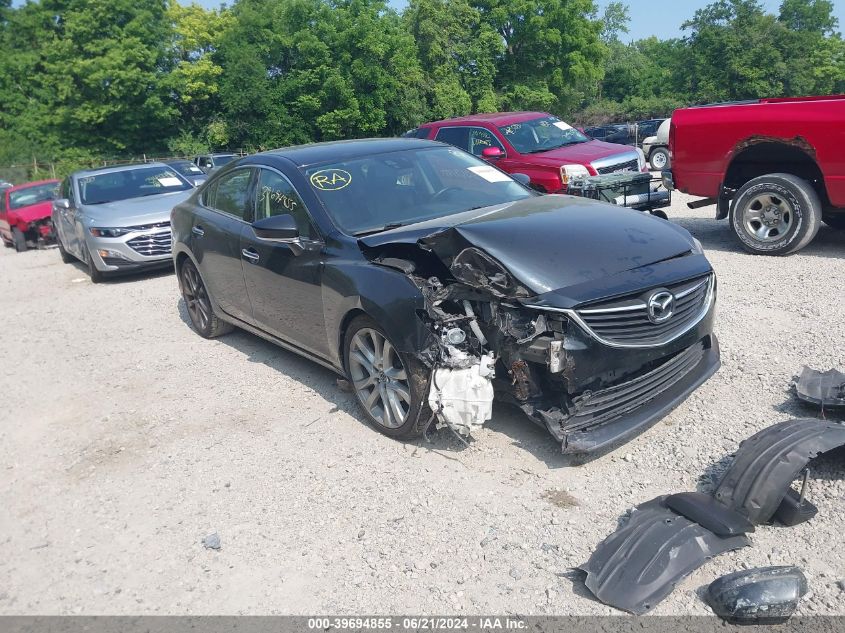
<box><xmin>12</xmin><ymin>228</ymin><xmax>27</xmax><ymax>252</ymax></box>
<box><xmin>344</xmin><ymin>314</ymin><xmax>431</xmax><ymax>440</ymax></box>
<box><xmin>729</xmin><ymin>173</ymin><xmax>821</xmax><ymax>256</ymax></box>
<box><xmin>822</xmin><ymin>214</ymin><xmax>845</xmax><ymax>230</ymax></box>
<box><xmin>179</xmin><ymin>259</ymin><xmax>233</xmax><ymax>338</ymax></box>
<box><xmin>649</xmin><ymin>148</ymin><xmax>669</xmax><ymax>171</ymax></box>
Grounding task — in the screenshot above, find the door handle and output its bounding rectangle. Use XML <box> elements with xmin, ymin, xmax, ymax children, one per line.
<box><xmin>241</xmin><ymin>248</ymin><xmax>260</xmax><ymax>263</ymax></box>
<box><xmin>192</xmin><ymin>226</ymin><xmax>205</xmax><ymax>237</ymax></box>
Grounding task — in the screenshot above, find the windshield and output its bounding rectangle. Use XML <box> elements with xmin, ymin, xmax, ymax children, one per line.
<box><xmin>9</xmin><ymin>182</ymin><xmax>59</xmax><ymax>210</ymax></box>
<box><xmin>214</xmin><ymin>155</ymin><xmax>236</xmax><ymax>166</ymax></box>
<box><xmin>168</xmin><ymin>161</ymin><xmax>205</xmax><ymax>177</ymax></box>
<box><xmin>498</xmin><ymin>116</ymin><xmax>589</xmax><ymax>154</ymax></box>
<box><xmin>78</xmin><ymin>166</ymin><xmax>192</xmax><ymax>205</ymax></box>
<box><xmin>304</xmin><ymin>147</ymin><xmax>533</xmax><ymax>236</ymax></box>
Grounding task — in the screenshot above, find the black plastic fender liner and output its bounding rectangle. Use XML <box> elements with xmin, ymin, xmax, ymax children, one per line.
<box><xmin>580</xmin><ymin>497</ymin><xmax>751</xmax><ymax>614</ymax></box>
<box><xmin>713</xmin><ymin>418</ymin><xmax>845</xmax><ymax>524</ymax></box>
<box><xmin>664</xmin><ymin>492</ymin><xmax>755</xmax><ymax>537</ymax></box>
<box><xmin>796</xmin><ymin>366</ymin><xmax>845</xmax><ymax>410</ymax></box>
<box><xmin>706</xmin><ymin>566</ymin><xmax>808</xmax><ymax>623</ymax></box>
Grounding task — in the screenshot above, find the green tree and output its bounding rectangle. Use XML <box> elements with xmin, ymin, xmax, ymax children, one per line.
<box><xmin>473</xmin><ymin>0</ymin><xmax>606</xmax><ymax>112</ymax></box>
<box><xmin>404</xmin><ymin>0</ymin><xmax>501</xmax><ymax>118</ymax></box>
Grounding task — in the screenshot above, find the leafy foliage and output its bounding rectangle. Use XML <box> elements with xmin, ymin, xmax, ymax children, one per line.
<box><xmin>0</xmin><ymin>0</ymin><xmax>842</xmax><ymax>174</ymax></box>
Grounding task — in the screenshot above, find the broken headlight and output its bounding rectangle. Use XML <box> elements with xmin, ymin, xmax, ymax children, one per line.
<box><xmin>449</xmin><ymin>247</ymin><xmax>530</xmax><ymax>298</ymax></box>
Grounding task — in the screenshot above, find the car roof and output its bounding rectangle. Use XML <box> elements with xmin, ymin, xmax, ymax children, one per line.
<box><xmin>7</xmin><ymin>179</ymin><xmax>60</xmax><ymax>192</ymax></box>
<box><xmin>254</xmin><ymin>138</ymin><xmax>442</xmax><ymax>168</ymax></box>
<box><xmin>420</xmin><ymin>111</ymin><xmax>551</xmax><ymax>127</ymax></box>
<box><xmin>72</xmin><ymin>162</ymin><xmax>170</xmax><ymax>178</ymax></box>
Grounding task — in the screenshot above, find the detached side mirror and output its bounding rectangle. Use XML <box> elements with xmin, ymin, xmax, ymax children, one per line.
<box><xmin>54</xmin><ymin>198</ymin><xmax>71</xmax><ymax>210</ymax></box>
<box><xmin>481</xmin><ymin>146</ymin><xmax>504</xmax><ymax>160</ymax></box>
<box><xmin>252</xmin><ymin>214</ymin><xmax>299</xmax><ymax>240</ymax></box>
<box><xmin>511</xmin><ymin>173</ymin><xmax>531</xmax><ymax>187</ymax></box>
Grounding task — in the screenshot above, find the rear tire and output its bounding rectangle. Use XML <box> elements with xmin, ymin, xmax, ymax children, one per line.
<box><xmin>179</xmin><ymin>259</ymin><xmax>233</xmax><ymax>338</ymax></box>
<box><xmin>822</xmin><ymin>213</ymin><xmax>845</xmax><ymax>230</ymax></box>
<box><xmin>56</xmin><ymin>234</ymin><xmax>74</xmax><ymax>263</ymax></box>
<box><xmin>344</xmin><ymin>314</ymin><xmax>431</xmax><ymax>440</ymax></box>
<box><xmin>649</xmin><ymin>147</ymin><xmax>670</xmax><ymax>171</ymax></box>
<box><xmin>729</xmin><ymin>173</ymin><xmax>821</xmax><ymax>256</ymax></box>
<box><xmin>12</xmin><ymin>228</ymin><xmax>27</xmax><ymax>252</ymax></box>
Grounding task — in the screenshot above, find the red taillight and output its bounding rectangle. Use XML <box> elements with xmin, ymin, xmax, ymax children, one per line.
<box><xmin>668</xmin><ymin>121</ymin><xmax>675</xmax><ymax>160</ymax></box>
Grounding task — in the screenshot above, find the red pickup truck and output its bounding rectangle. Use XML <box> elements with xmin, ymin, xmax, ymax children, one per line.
<box><xmin>664</xmin><ymin>95</ymin><xmax>845</xmax><ymax>255</ymax></box>
<box><xmin>405</xmin><ymin>111</ymin><xmax>648</xmax><ymax>193</ymax></box>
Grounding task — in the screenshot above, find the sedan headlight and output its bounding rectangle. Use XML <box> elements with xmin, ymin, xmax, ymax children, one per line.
<box><xmin>560</xmin><ymin>164</ymin><xmax>590</xmax><ymax>187</ymax></box>
<box><xmin>90</xmin><ymin>227</ymin><xmax>132</xmax><ymax>238</ymax></box>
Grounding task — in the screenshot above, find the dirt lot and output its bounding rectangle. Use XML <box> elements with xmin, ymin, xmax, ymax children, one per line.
<box><xmin>1</xmin><ymin>192</ymin><xmax>844</xmax><ymax>616</ymax></box>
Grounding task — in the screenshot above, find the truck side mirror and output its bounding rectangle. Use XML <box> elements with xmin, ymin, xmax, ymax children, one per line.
<box><xmin>481</xmin><ymin>147</ymin><xmax>504</xmax><ymax>160</ymax></box>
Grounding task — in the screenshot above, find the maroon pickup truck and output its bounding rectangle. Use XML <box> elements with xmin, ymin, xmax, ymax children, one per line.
<box><xmin>664</xmin><ymin>95</ymin><xmax>845</xmax><ymax>255</ymax></box>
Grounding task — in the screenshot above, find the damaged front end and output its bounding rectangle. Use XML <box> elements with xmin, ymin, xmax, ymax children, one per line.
<box><xmin>363</xmin><ymin>217</ymin><xmax>720</xmax><ymax>453</ymax></box>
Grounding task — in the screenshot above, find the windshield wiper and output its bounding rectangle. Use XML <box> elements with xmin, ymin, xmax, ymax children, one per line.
<box><xmin>354</xmin><ymin>222</ymin><xmax>406</xmax><ymax>237</ymax></box>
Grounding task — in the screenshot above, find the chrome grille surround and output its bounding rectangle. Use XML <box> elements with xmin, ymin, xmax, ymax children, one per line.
<box><xmin>525</xmin><ymin>273</ymin><xmax>715</xmax><ymax>349</ymax></box>
<box><xmin>126</xmin><ymin>230</ymin><xmax>172</xmax><ymax>257</ymax></box>
<box><xmin>595</xmin><ymin>158</ymin><xmax>639</xmax><ymax>175</ymax></box>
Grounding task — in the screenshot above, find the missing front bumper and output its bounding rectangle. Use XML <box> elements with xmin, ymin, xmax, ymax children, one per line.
<box><xmin>559</xmin><ymin>336</ymin><xmax>720</xmax><ymax>454</ymax></box>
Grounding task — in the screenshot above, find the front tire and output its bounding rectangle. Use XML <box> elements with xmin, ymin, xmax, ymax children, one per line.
<box><xmin>84</xmin><ymin>248</ymin><xmax>105</xmax><ymax>283</ymax></box>
<box><xmin>649</xmin><ymin>147</ymin><xmax>669</xmax><ymax>171</ymax></box>
<box><xmin>179</xmin><ymin>259</ymin><xmax>233</xmax><ymax>338</ymax></box>
<box><xmin>56</xmin><ymin>234</ymin><xmax>74</xmax><ymax>263</ymax></box>
<box><xmin>729</xmin><ymin>173</ymin><xmax>821</xmax><ymax>256</ymax></box>
<box><xmin>12</xmin><ymin>228</ymin><xmax>27</xmax><ymax>252</ymax></box>
<box><xmin>344</xmin><ymin>315</ymin><xmax>431</xmax><ymax>439</ymax></box>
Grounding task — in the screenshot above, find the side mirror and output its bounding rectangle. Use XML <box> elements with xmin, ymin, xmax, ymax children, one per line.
<box><xmin>54</xmin><ymin>198</ymin><xmax>71</xmax><ymax>210</ymax></box>
<box><xmin>252</xmin><ymin>213</ymin><xmax>299</xmax><ymax>240</ymax></box>
<box><xmin>481</xmin><ymin>146</ymin><xmax>504</xmax><ymax>160</ymax></box>
<box><xmin>511</xmin><ymin>173</ymin><xmax>531</xmax><ymax>187</ymax></box>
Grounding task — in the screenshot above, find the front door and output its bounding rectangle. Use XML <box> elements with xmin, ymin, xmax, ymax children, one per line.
<box><xmin>240</xmin><ymin>167</ymin><xmax>328</xmax><ymax>358</ymax></box>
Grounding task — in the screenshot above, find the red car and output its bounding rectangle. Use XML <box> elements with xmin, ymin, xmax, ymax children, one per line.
<box><xmin>665</xmin><ymin>95</ymin><xmax>845</xmax><ymax>255</ymax></box>
<box><xmin>0</xmin><ymin>179</ymin><xmax>60</xmax><ymax>251</ymax></box>
<box><xmin>405</xmin><ymin>112</ymin><xmax>648</xmax><ymax>193</ymax></box>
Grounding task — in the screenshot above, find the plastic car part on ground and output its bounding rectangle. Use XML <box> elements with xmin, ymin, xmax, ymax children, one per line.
<box><xmin>706</xmin><ymin>566</ymin><xmax>808</xmax><ymax>623</ymax></box>
<box><xmin>581</xmin><ymin>417</ymin><xmax>845</xmax><ymax>614</ymax></box>
<box><xmin>713</xmin><ymin>417</ymin><xmax>845</xmax><ymax>524</ymax></box>
<box><xmin>795</xmin><ymin>366</ymin><xmax>845</xmax><ymax>410</ymax></box>
<box><xmin>579</xmin><ymin>495</ymin><xmax>751</xmax><ymax>614</ymax></box>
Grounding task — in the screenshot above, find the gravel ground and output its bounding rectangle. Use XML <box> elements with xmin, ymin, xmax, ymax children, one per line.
<box><xmin>1</xmin><ymin>191</ymin><xmax>844</xmax><ymax>616</ymax></box>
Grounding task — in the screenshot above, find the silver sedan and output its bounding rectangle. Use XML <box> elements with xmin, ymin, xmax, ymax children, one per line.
<box><xmin>52</xmin><ymin>162</ymin><xmax>195</xmax><ymax>282</ymax></box>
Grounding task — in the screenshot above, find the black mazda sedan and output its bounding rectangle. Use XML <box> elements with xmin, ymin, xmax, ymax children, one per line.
<box><xmin>171</xmin><ymin>138</ymin><xmax>719</xmax><ymax>454</ymax></box>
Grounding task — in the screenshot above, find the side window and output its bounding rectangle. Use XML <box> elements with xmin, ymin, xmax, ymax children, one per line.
<box><xmin>434</xmin><ymin>127</ymin><xmax>470</xmax><ymax>151</ymax></box>
<box><xmin>61</xmin><ymin>178</ymin><xmax>75</xmax><ymax>204</ymax></box>
<box><xmin>255</xmin><ymin>169</ymin><xmax>314</xmax><ymax>239</ymax></box>
<box><xmin>211</xmin><ymin>169</ymin><xmax>253</xmax><ymax>220</ymax></box>
<box><xmin>468</xmin><ymin>128</ymin><xmax>505</xmax><ymax>156</ymax></box>
<box><xmin>198</xmin><ymin>157</ymin><xmax>210</xmax><ymax>169</ymax></box>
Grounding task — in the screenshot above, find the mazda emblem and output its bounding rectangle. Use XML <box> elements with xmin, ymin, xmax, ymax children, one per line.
<box><xmin>647</xmin><ymin>290</ymin><xmax>675</xmax><ymax>324</ymax></box>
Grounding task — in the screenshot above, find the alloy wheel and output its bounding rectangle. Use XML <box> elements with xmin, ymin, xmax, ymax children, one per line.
<box><xmin>181</xmin><ymin>263</ymin><xmax>212</xmax><ymax>332</ymax></box>
<box><xmin>743</xmin><ymin>193</ymin><xmax>794</xmax><ymax>241</ymax></box>
<box><xmin>348</xmin><ymin>328</ymin><xmax>411</xmax><ymax>429</ymax></box>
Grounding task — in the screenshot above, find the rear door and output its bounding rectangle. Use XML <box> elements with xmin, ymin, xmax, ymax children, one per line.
<box><xmin>239</xmin><ymin>167</ymin><xmax>328</xmax><ymax>358</ymax></box>
<box><xmin>191</xmin><ymin>167</ymin><xmax>255</xmax><ymax>324</ymax></box>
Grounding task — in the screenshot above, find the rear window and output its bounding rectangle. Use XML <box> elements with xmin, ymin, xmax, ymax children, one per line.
<box><xmin>401</xmin><ymin>127</ymin><xmax>431</xmax><ymax>139</ymax></box>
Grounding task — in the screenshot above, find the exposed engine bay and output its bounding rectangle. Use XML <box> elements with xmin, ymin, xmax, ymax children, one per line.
<box><xmin>363</xmin><ymin>222</ymin><xmax>719</xmax><ymax>453</ymax></box>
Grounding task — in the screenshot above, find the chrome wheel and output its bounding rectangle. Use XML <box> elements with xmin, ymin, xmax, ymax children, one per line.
<box><xmin>348</xmin><ymin>328</ymin><xmax>411</xmax><ymax>429</ymax></box>
<box><xmin>181</xmin><ymin>263</ymin><xmax>211</xmax><ymax>332</ymax></box>
<box><xmin>743</xmin><ymin>193</ymin><xmax>794</xmax><ymax>241</ymax></box>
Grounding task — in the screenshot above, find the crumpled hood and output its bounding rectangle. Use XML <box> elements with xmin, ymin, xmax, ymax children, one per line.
<box><xmin>80</xmin><ymin>190</ymin><xmax>192</xmax><ymax>226</ymax></box>
<box><xmin>359</xmin><ymin>195</ymin><xmax>702</xmax><ymax>302</ymax></box>
<box><xmin>9</xmin><ymin>200</ymin><xmax>53</xmax><ymax>224</ymax></box>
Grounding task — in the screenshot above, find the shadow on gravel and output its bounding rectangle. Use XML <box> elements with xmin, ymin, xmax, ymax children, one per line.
<box><xmin>68</xmin><ymin>258</ymin><xmax>174</xmax><ymax>283</ymax></box>
<box><xmin>175</xmin><ymin>297</ymin><xmax>582</xmax><ymax>466</ymax></box>
<box><xmin>671</xmin><ymin>212</ymin><xmax>845</xmax><ymax>258</ymax></box>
